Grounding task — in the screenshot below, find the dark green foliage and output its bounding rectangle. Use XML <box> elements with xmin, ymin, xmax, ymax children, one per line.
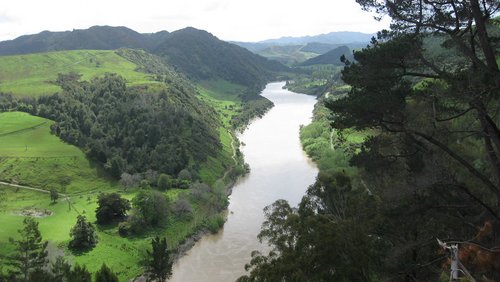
<box><xmin>239</xmin><ymin>173</ymin><xmax>381</xmax><ymax>281</ymax></box>
<box><xmin>95</xmin><ymin>193</ymin><xmax>131</xmax><ymax>224</ymax></box>
<box><xmin>176</xmin><ymin>169</ymin><xmax>192</xmax><ymax>182</ymax></box>
<box><xmin>51</xmin><ymin>257</ymin><xmax>91</xmax><ymax>282</ymax></box>
<box><xmin>34</xmin><ymin>73</ymin><xmax>221</xmax><ymax>177</ymax></box>
<box><xmin>242</xmin><ymin>3</ymin><xmax>500</xmax><ymax>280</ymax></box>
<box><xmin>300</xmin><ymin>46</ymin><xmax>353</xmax><ymax>66</ymax></box>
<box><xmin>94</xmin><ymin>264</ymin><xmax>118</xmax><ymax>282</ymax></box>
<box><xmin>69</xmin><ymin>215</ymin><xmax>98</xmax><ymax>251</ymax></box>
<box><xmin>146</xmin><ymin>236</ymin><xmax>172</xmax><ymax>281</ymax></box>
<box><xmin>7</xmin><ymin>217</ymin><xmax>48</xmax><ymax>282</ymax></box>
<box><xmin>0</xmin><ymin>26</ymin><xmax>167</xmax><ymax>56</ymax></box>
<box><xmin>131</xmin><ymin>190</ymin><xmax>169</xmax><ymax>228</ymax></box>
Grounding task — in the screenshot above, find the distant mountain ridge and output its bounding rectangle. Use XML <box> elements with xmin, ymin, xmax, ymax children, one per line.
<box><xmin>232</xmin><ymin>31</ymin><xmax>373</xmax><ymax>53</ymax></box>
<box><xmin>260</xmin><ymin>31</ymin><xmax>374</xmax><ymax>45</ymax></box>
<box><xmin>231</xmin><ymin>31</ymin><xmax>372</xmax><ymax>65</ymax></box>
<box><xmin>0</xmin><ymin>26</ymin><xmax>169</xmax><ymax>55</ymax></box>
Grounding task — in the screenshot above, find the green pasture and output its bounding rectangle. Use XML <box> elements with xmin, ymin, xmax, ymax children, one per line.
<box><xmin>0</xmin><ymin>184</ymin><xmax>195</xmax><ymax>280</ymax></box>
<box><xmin>0</xmin><ymin>112</ymin><xmax>115</xmax><ymax>193</ymax></box>
<box><xmin>0</xmin><ymin>50</ymin><xmax>158</xmax><ymax>97</ymax></box>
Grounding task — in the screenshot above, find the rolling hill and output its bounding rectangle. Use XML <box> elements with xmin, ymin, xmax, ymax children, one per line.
<box><xmin>0</xmin><ymin>26</ymin><xmax>289</xmax><ymax>92</ymax></box>
<box><xmin>300</xmin><ymin>46</ymin><xmax>353</xmax><ymax>66</ymax></box>
<box><xmin>0</xmin><ymin>49</ymin><xmax>160</xmax><ymax>97</ymax></box>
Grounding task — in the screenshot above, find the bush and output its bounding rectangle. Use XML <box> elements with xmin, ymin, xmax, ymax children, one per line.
<box><xmin>205</xmin><ymin>215</ymin><xmax>225</xmax><ymax>234</ymax></box>
<box><xmin>189</xmin><ymin>182</ymin><xmax>211</xmax><ymax>202</ymax></box>
<box><xmin>118</xmin><ymin>221</ymin><xmax>131</xmax><ymax>237</ymax></box>
<box><xmin>172</xmin><ymin>198</ymin><xmax>193</xmax><ymax>220</ymax></box>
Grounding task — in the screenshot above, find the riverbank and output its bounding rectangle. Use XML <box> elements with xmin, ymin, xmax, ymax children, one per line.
<box><xmin>168</xmin><ymin>82</ymin><xmax>318</xmax><ymax>282</ymax></box>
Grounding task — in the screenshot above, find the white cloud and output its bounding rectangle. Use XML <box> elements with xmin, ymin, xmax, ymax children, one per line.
<box><xmin>0</xmin><ymin>0</ymin><xmax>390</xmax><ymax>42</ymax></box>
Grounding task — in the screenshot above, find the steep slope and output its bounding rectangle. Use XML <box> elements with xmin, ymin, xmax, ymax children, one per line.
<box><xmin>0</xmin><ymin>26</ymin><xmax>169</xmax><ymax>55</ymax></box>
<box><xmin>153</xmin><ymin>27</ymin><xmax>288</xmax><ymax>90</ymax></box>
<box><xmin>300</xmin><ymin>46</ymin><xmax>353</xmax><ymax>66</ymax></box>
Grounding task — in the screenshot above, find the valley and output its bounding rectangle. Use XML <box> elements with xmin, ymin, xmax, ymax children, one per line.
<box><xmin>1</xmin><ymin>2</ymin><xmax>497</xmax><ymax>279</ymax></box>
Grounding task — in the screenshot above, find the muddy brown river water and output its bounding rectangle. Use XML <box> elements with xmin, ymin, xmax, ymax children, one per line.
<box><xmin>169</xmin><ymin>82</ymin><xmax>318</xmax><ymax>282</ymax></box>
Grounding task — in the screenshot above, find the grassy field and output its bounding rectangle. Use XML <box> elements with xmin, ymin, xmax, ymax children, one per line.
<box><xmin>0</xmin><ymin>50</ymin><xmax>158</xmax><ymax>97</ymax></box>
<box><xmin>0</xmin><ymin>183</ymin><xmax>200</xmax><ymax>280</ymax></box>
<box><xmin>0</xmin><ymin>112</ymin><xmax>115</xmax><ymax>193</ymax></box>
<box><xmin>0</xmin><ymin>111</ymin><xmax>228</xmax><ymax>280</ymax></box>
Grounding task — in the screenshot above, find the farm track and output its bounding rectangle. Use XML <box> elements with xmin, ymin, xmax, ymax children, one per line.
<box><xmin>0</xmin><ymin>121</ymin><xmax>48</xmax><ymax>137</ymax></box>
<box><xmin>0</xmin><ymin>181</ymin><xmax>67</xmax><ymax>197</ymax></box>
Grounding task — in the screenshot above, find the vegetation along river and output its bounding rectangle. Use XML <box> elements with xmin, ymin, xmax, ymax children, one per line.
<box><xmin>169</xmin><ymin>82</ymin><xmax>319</xmax><ymax>281</ymax></box>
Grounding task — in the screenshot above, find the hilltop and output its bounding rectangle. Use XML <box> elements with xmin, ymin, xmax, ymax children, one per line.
<box><xmin>0</xmin><ymin>26</ymin><xmax>289</xmax><ymax>91</ymax></box>
<box><xmin>154</xmin><ymin>27</ymin><xmax>288</xmax><ymax>90</ymax></box>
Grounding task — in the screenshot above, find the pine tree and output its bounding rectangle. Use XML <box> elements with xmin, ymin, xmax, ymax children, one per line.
<box><xmin>147</xmin><ymin>236</ymin><xmax>172</xmax><ymax>281</ymax></box>
<box><xmin>94</xmin><ymin>263</ymin><xmax>119</xmax><ymax>282</ymax></box>
<box><xmin>7</xmin><ymin>217</ymin><xmax>48</xmax><ymax>282</ymax></box>
<box><xmin>68</xmin><ymin>215</ymin><xmax>98</xmax><ymax>250</ymax></box>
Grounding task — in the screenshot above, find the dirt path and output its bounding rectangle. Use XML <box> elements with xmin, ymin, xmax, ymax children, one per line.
<box><xmin>0</xmin><ymin>181</ymin><xmax>68</xmax><ymax>198</ymax></box>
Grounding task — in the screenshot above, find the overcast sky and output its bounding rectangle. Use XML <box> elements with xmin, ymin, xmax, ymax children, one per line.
<box><xmin>0</xmin><ymin>0</ymin><xmax>390</xmax><ymax>42</ymax></box>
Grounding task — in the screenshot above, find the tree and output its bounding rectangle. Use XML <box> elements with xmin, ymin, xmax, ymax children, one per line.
<box><xmin>120</xmin><ymin>173</ymin><xmax>142</xmax><ymax>189</ymax></box>
<box><xmin>95</xmin><ymin>193</ymin><xmax>131</xmax><ymax>224</ymax></box>
<box><xmin>94</xmin><ymin>264</ymin><xmax>118</xmax><ymax>282</ymax></box>
<box><xmin>177</xmin><ymin>168</ymin><xmax>192</xmax><ymax>181</ymax></box>
<box><xmin>131</xmin><ymin>190</ymin><xmax>169</xmax><ymax>227</ymax></box>
<box><xmin>323</xmin><ymin>0</ymin><xmax>500</xmax><ymax>280</ymax></box>
<box><xmin>172</xmin><ymin>198</ymin><xmax>193</xmax><ymax>220</ymax></box>
<box><xmin>50</xmin><ymin>188</ymin><xmax>59</xmax><ymax>203</ymax></box>
<box><xmin>157</xmin><ymin>173</ymin><xmax>172</xmax><ymax>191</ymax></box>
<box><xmin>146</xmin><ymin>236</ymin><xmax>173</xmax><ymax>281</ymax></box>
<box><xmin>7</xmin><ymin>217</ymin><xmax>48</xmax><ymax>282</ymax></box>
<box><xmin>51</xmin><ymin>256</ymin><xmax>91</xmax><ymax>282</ymax></box>
<box><xmin>69</xmin><ymin>215</ymin><xmax>98</xmax><ymax>250</ymax></box>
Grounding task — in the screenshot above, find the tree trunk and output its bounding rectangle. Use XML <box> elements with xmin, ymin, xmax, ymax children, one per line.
<box><xmin>469</xmin><ymin>0</ymin><xmax>499</xmax><ymax>72</ymax></box>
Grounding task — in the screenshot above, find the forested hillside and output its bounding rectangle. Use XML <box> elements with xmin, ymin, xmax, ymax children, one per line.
<box><xmin>154</xmin><ymin>27</ymin><xmax>288</xmax><ymax>90</ymax></box>
<box><xmin>0</xmin><ymin>26</ymin><xmax>169</xmax><ymax>55</ymax></box>
<box><xmin>240</xmin><ymin>2</ymin><xmax>500</xmax><ymax>282</ymax></box>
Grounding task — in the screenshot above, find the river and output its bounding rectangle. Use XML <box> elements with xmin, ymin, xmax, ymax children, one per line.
<box><xmin>169</xmin><ymin>82</ymin><xmax>318</xmax><ymax>282</ymax></box>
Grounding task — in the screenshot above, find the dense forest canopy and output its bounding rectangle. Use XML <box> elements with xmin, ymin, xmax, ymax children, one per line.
<box><xmin>240</xmin><ymin>1</ymin><xmax>500</xmax><ymax>281</ymax></box>
<box><xmin>15</xmin><ymin>72</ymin><xmax>221</xmax><ymax>178</ymax></box>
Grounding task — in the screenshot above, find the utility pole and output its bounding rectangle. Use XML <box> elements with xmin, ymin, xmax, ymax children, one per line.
<box><xmin>437</xmin><ymin>239</ymin><xmax>476</xmax><ymax>282</ymax></box>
